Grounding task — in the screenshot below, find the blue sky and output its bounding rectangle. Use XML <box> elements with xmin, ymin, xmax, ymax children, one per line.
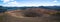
<box><xmin>0</xmin><ymin>0</ymin><xmax>60</xmax><ymax>7</ymax></box>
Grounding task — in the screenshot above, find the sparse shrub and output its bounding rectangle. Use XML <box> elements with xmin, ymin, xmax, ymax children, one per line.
<box><xmin>55</xmin><ymin>12</ymin><xmax>60</xmax><ymax>16</ymax></box>
<box><xmin>51</xmin><ymin>11</ymin><xmax>60</xmax><ymax>16</ymax></box>
<box><xmin>23</xmin><ymin>8</ymin><xmax>43</xmax><ymax>17</ymax></box>
<box><xmin>23</xmin><ymin>12</ymin><xmax>42</xmax><ymax>17</ymax></box>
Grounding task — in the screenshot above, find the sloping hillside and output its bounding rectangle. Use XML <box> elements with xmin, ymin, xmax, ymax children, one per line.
<box><xmin>3</xmin><ymin>8</ymin><xmax>60</xmax><ymax>22</ymax></box>
<box><xmin>3</xmin><ymin>10</ymin><xmax>49</xmax><ymax>22</ymax></box>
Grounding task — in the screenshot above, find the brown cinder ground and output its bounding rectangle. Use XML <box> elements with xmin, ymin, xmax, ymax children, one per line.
<box><xmin>3</xmin><ymin>8</ymin><xmax>60</xmax><ymax>22</ymax></box>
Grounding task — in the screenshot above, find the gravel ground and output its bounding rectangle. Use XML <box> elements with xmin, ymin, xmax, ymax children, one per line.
<box><xmin>2</xmin><ymin>10</ymin><xmax>60</xmax><ymax>22</ymax></box>
<box><xmin>3</xmin><ymin>15</ymin><xmax>49</xmax><ymax>22</ymax></box>
<box><xmin>2</xmin><ymin>14</ymin><xmax>60</xmax><ymax>22</ymax></box>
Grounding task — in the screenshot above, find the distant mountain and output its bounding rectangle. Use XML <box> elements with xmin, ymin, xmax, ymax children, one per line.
<box><xmin>1</xmin><ymin>6</ymin><xmax>60</xmax><ymax>11</ymax></box>
<box><xmin>39</xmin><ymin>6</ymin><xmax>60</xmax><ymax>11</ymax></box>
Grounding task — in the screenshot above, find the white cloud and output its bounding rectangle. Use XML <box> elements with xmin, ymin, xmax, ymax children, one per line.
<box><xmin>2</xmin><ymin>1</ymin><xmax>41</xmax><ymax>7</ymax></box>
<box><xmin>2</xmin><ymin>0</ymin><xmax>59</xmax><ymax>7</ymax></box>
<box><xmin>53</xmin><ymin>0</ymin><xmax>58</xmax><ymax>3</ymax></box>
<box><xmin>1</xmin><ymin>0</ymin><xmax>14</xmax><ymax>3</ymax></box>
<box><xmin>3</xmin><ymin>1</ymin><xmax>20</xmax><ymax>7</ymax></box>
<box><xmin>3</xmin><ymin>2</ymin><xmax>58</xmax><ymax>7</ymax></box>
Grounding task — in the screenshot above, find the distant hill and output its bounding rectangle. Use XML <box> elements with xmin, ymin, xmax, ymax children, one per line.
<box><xmin>1</xmin><ymin>6</ymin><xmax>60</xmax><ymax>11</ymax></box>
